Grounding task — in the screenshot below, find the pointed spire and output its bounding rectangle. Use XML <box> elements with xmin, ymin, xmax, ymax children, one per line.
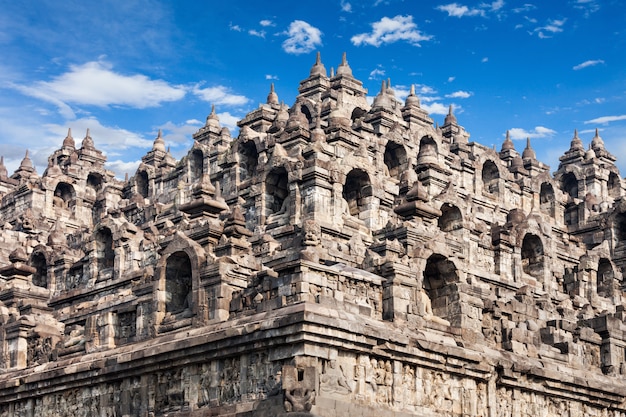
<box><xmin>153</xmin><ymin>129</ymin><xmax>166</xmax><ymax>152</ymax></box>
<box><xmin>206</xmin><ymin>105</ymin><xmax>220</xmax><ymax>128</ymax></box>
<box><xmin>522</xmin><ymin>137</ymin><xmax>536</xmax><ymax>160</ymax></box>
<box><xmin>309</xmin><ymin>51</ymin><xmax>327</xmax><ymax>77</ymax></box>
<box><xmin>501</xmin><ymin>130</ymin><xmax>514</xmax><ymax>151</ymax></box>
<box><xmin>591</xmin><ymin>127</ymin><xmax>605</xmax><ymax>151</ymax></box>
<box><xmin>16</xmin><ymin>150</ymin><xmax>35</xmax><ymax>174</ymax></box>
<box><xmin>444</xmin><ymin>104</ymin><xmax>457</xmax><ymax>125</ymax></box>
<box><xmin>570</xmin><ymin>129</ymin><xmax>584</xmax><ymax>151</ymax></box>
<box><xmin>404</xmin><ymin>84</ymin><xmax>420</xmax><ymax>107</ymax></box>
<box><xmin>81</xmin><ymin>128</ymin><xmax>95</xmax><ymax>149</ymax></box>
<box><xmin>62</xmin><ymin>127</ymin><xmax>75</xmax><ymax>149</ymax></box>
<box><xmin>0</xmin><ymin>155</ymin><xmax>7</xmax><ymax>178</ymax></box>
<box><xmin>336</xmin><ymin>52</ymin><xmax>353</xmax><ymax>77</ymax></box>
<box><xmin>267</xmin><ymin>83</ymin><xmax>279</xmax><ymax>105</ymax></box>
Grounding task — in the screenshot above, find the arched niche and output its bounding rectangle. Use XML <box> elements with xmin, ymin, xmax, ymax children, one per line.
<box><xmin>481</xmin><ymin>160</ymin><xmax>500</xmax><ymax>194</ymax></box>
<box><xmin>190</xmin><ymin>149</ymin><xmax>204</xmax><ymax>183</ymax></box>
<box><xmin>136</xmin><ymin>171</ymin><xmax>149</xmax><ymax>198</ymax></box>
<box><xmin>384</xmin><ymin>142</ymin><xmax>406</xmax><ymax>178</ymax></box>
<box><xmin>416</xmin><ymin>136</ymin><xmax>438</xmax><ymax>167</ymax></box>
<box><xmin>53</xmin><ymin>182</ymin><xmax>75</xmax><ymax>208</ymax></box>
<box><xmin>597</xmin><ymin>258</ymin><xmax>614</xmax><ymax>298</ymax></box>
<box><xmin>165</xmin><ymin>251</ymin><xmax>193</xmax><ymax>315</ymax></box>
<box><xmin>540</xmin><ymin>182</ymin><xmax>555</xmax><ymax>205</ymax></box>
<box><xmin>95</xmin><ymin>227</ymin><xmax>115</xmax><ymax>272</ymax></box>
<box><xmin>438</xmin><ymin>203</ymin><xmax>463</xmax><ymax>232</ymax></box>
<box><xmin>239</xmin><ymin>141</ymin><xmax>258</xmax><ymax>181</ymax></box>
<box><xmin>561</xmin><ymin>172</ymin><xmax>579</xmax><ymax>199</ymax></box>
<box><xmin>521</xmin><ymin>234</ymin><xmax>544</xmax><ymax>278</ymax></box>
<box><xmin>608</xmin><ymin>172</ymin><xmax>621</xmax><ymax>199</ymax></box>
<box><xmin>351</xmin><ymin>107</ymin><xmax>367</xmax><ymax>122</ymax></box>
<box><xmin>301</xmin><ymin>105</ymin><xmax>313</xmax><ymax>125</ymax></box>
<box><xmin>87</xmin><ymin>173</ymin><xmax>103</xmax><ymax>192</ymax></box>
<box><xmin>265</xmin><ymin>166</ymin><xmax>289</xmax><ymax>216</ymax></box>
<box><xmin>615</xmin><ymin>212</ymin><xmax>626</xmax><ymax>242</ymax></box>
<box><xmin>343</xmin><ymin>169</ymin><xmax>372</xmax><ymax>217</ymax></box>
<box><xmin>423</xmin><ymin>254</ymin><xmax>459</xmax><ymax>324</ymax></box>
<box><xmin>30</xmin><ymin>252</ymin><xmax>48</xmax><ymax>288</ymax></box>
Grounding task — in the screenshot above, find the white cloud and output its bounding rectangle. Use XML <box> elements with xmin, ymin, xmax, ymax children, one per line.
<box><xmin>584</xmin><ymin>115</ymin><xmax>626</xmax><ymax>124</ymax></box>
<box><xmin>260</xmin><ymin>20</ymin><xmax>275</xmax><ymax>27</ymax></box>
<box><xmin>229</xmin><ymin>23</ymin><xmax>242</xmax><ymax>32</ymax></box>
<box><xmin>248</xmin><ymin>29</ymin><xmax>266</xmax><ymax>38</ymax></box>
<box><xmin>351</xmin><ymin>15</ymin><xmax>432</xmax><ymax>47</ymax></box>
<box><xmin>192</xmin><ymin>84</ymin><xmax>250</xmax><ymax>106</ymax></box>
<box><xmin>216</xmin><ymin>112</ymin><xmax>241</xmax><ymax>131</ymax></box>
<box><xmin>265</xmin><ymin>74</ymin><xmax>279</xmax><ymax>80</ymax></box>
<box><xmin>369</xmin><ymin>68</ymin><xmax>386</xmax><ymax>79</ymax></box>
<box><xmin>534</xmin><ymin>18</ymin><xmax>566</xmax><ymax>38</ymax></box>
<box><xmin>481</xmin><ymin>57</ymin><xmax>489</xmax><ymax>63</ymax></box>
<box><xmin>106</xmin><ymin>159</ymin><xmax>142</xmax><ymax>180</ymax></box>
<box><xmin>436</xmin><ymin>3</ymin><xmax>485</xmax><ymax>17</ymax></box>
<box><xmin>422</xmin><ymin>102</ymin><xmax>451</xmax><ymax>115</ymax></box>
<box><xmin>573</xmin><ymin>59</ymin><xmax>604</xmax><ymax>70</ymax></box>
<box><xmin>340</xmin><ymin>1</ymin><xmax>352</xmax><ymax>12</ymax></box>
<box><xmin>448</xmin><ymin>76</ymin><xmax>456</xmax><ymax>82</ymax></box>
<box><xmin>282</xmin><ymin>20</ymin><xmax>323</xmax><ymax>55</ymax></box>
<box><xmin>508</xmin><ymin>126</ymin><xmax>556</xmax><ymax>140</ymax></box>
<box><xmin>446</xmin><ymin>90</ymin><xmax>472</xmax><ymax>98</ymax></box>
<box><xmin>10</xmin><ymin>61</ymin><xmax>186</xmax><ymax>114</ymax></box>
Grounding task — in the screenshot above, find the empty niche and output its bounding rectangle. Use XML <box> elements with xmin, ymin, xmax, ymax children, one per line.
<box><xmin>239</xmin><ymin>141</ymin><xmax>258</xmax><ymax>181</ymax></box>
<box><xmin>481</xmin><ymin>160</ymin><xmax>500</xmax><ymax>194</ymax></box>
<box><xmin>95</xmin><ymin>227</ymin><xmax>115</xmax><ymax>271</ymax></box>
<box><xmin>343</xmin><ymin>169</ymin><xmax>372</xmax><ymax>217</ymax></box>
<box><xmin>384</xmin><ymin>141</ymin><xmax>406</xmax><ymax>178</ymax></box>
<box><xmin>30</xmin><ymin>252</ymin><xmax>48</xmax><ymax>288</ymax></box>
<box><xmin>561</xmin><ymin>172</ymin><xmax>579</xmax><ymax>199</ymax></box>
<box><xmin>438</xmin><ymin>203</ymin><xmax>463</xmax><ymax>232</ymax></box>
<box><xmin>136</xmin><ymin>171</ymin><xmax>149</xmax><ymax>198</ymax></box>
<box><xmin>190</xmin><ymin>149</ymin><xmax>204</xmax><ymax>183</ymax></box>
<box><xmin>608</xmin><ymin>172</ymin><xmax>621</xmax><ymax>199</ymax></box>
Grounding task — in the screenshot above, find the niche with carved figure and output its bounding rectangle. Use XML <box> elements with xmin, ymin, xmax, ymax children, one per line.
<box><xmin>521</xmin><ymin>234</ymin><xmax>544</xmax><ymax>278</ymax></box>
<box><xmin>165</xmin><ymin>251</ymin><xmax>192</xmax><ymax>315</ymax></box>
<box><xmin>343</xmin><ymin>169</ymin><xmax>371</xmax><ymax>217</ymax></box>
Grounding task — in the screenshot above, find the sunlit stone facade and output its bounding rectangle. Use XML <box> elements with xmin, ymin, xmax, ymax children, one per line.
<box><xmin>1</xmin><ymin>53</ymin><xmax>626</xmax><ymax>416</ymax></box>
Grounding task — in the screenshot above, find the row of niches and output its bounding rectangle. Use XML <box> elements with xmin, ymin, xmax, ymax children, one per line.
<box><xmin>5</xmin><ymin>236</ymin><xmax>623</xmax><ymax>369</ymax></box>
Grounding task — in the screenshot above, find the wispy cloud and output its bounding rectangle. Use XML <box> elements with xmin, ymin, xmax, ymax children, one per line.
<box><xmin>436</xmin><ymin>3</ymin><xmax>485</xmax><ymax>17</ymax></box>
<box><xmin>192</xmin><ymin>84</ymin><xmax>250</xmax><ymax>106</ymax></box>
<box><xmin>229</xmin><ymin>23</ymin><xmax>243</xmax><ymax>32</ymax></box>
<box><xmin>436</xmin><ymin>1</ymin><xmax>504</xmax><ymax>18</ymax></box>
<box><xmin>282</xmin><ymin>20</ymin><xmax>322</xmax><ymax>54</ymax></box>
<box><xmin>534</xmin><ymin>18</ymin><xmax>566</xmax><ymax>38</ymax></box>
<box><xmin>7</xmin><ymin>60</ymin><xmax>187</xmax><ymax>118</ymax></box>
<box><xmin>508</xmin><ymin>126</ymin><xmax>556</xmax><ymax>140</ymax></box>
<box><xmin>248</xmin><ymin>29</ymin><xmax>266</xmax><ymax>38</ymax></box>
<box><xmin>260</xmin><ymin>20</ymin><xmax>275</xmax><ymax>27</ymax></box>
<box><xmin>369</xmin><ymin>67</ymin><xmax>386</xmax><ymax>80</ymax></box>
<box><xmin>584</xmin><ymin>115</ymin><xmax>626</xmax><ymax>124</ymax></box>
<box><xmin>573</xmin><ymin>59</ymin><xmax>604</xmax><ymax>70</ymax></box>
<box><xmin>446</xmin><ymin>90</ymin><xmax>472</xmax><ymax>98</ymax></box>
<box><xmin>574</xmin><ymin>0</ymin><xmax>600</xmax><ymax>17</ymax></box>
<box><xmin>340</xmin><ymin>1</ymin><xmax>352</xmax><ymax>12</ymax></box>
<box><xmin>351</xmin><ymin>15</ymin><xmax>432</xmax><ymax>47</ymax></box>
<box><xmin>265</xmin><ymin>74</ymin><xmax>279</xmax><ymax>80</ymax></box>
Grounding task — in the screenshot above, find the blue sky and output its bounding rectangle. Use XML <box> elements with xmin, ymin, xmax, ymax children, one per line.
<box><xmin>1</xmin><ymin>0</ymin><xmax>625</xmax><ymax>178</ymax></box>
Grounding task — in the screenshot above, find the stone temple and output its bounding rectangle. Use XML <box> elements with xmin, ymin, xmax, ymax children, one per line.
<box><xmin>1</xmin><ymin>52</ymin><xmax>626</xmax><ymax>417</ymax></box>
